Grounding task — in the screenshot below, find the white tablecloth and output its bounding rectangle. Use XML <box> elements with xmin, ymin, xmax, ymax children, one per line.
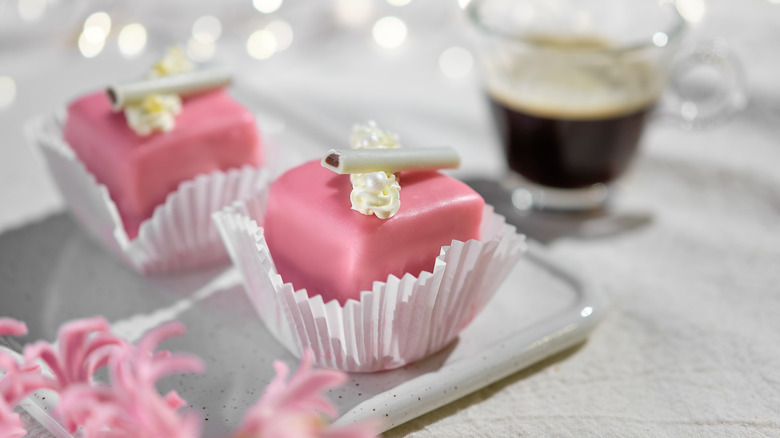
<box><xmin>1</xmin><ymin>1</ymin><xmax>779</xmax><ymax>436</ymax></box>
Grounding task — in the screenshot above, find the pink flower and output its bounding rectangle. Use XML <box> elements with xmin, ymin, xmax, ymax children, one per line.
<box><xmin>0</xmin><ymin>397</ymin><xmax>27</xmax><ymax>438</ymax></box>
<box><xmin>22</xmin><ymin>316</ymin><xmax>126</xmax><ymax>392</ymax></box>
<box><xmin>4</xmin><ymin>317</ymin><xmax>378</xmax><ymax>438</ymax></box>
<box><xmin>234</xmin><ymin>350</ymin><xmax>380</xmax><ymax>438</ymax></box>
<box><xmin>56</xmin><ymin>321</ymin><xmax>205</xmax><ymax>438</ymax></box>
<box><xmin>0</xmin><ymin>318</ymin><xmax>51</xmax><ymax>438</ymax></box>
<box><xmin>0</xmin><ymin>318</ymin><xmax>27</xmax><ymax>337</ymax></box>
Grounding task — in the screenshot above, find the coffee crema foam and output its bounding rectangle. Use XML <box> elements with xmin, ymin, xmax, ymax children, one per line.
<box><xmin>485</xmin><ymin>36</ymin><xmax>663</xmax><ymax>120</ymax></box>
<box><xmin>486</xmin><ymin>69</ymin><xmax>660</xmax><ymax>121</ymax></box>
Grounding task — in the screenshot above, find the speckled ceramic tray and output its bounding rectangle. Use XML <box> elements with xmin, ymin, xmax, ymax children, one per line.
<box><xmin>332</xmin><ymin>242</ymin><xmax>604</xmax><ymax>431</ymax></box>
<box><xmin>2</xmin><ymin>235</ymin><xmax>603</xmax><ymax>436</ymax></box>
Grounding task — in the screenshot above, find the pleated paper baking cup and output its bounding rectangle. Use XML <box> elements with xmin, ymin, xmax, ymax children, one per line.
<box><xmin>25</xmin><ymin>111</ymin><xmax>270</xmax><ymax>273</ymax></box>
<box><xmin>213</xmin><ymin>192</ymin><xmax>527</xmax><ymax>373</ymax></box>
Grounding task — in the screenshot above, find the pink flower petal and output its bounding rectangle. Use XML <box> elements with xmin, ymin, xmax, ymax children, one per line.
<box><xmin>0</xmin><ymin>319</ymin><xmax>27</xmax><ymax>337</ymax></box>
<box><xmin>22</xmin><ymin>341</ymin><xmax>66</xmax><ymax>389</ymax></box>
<box><xmin>6</xmin><ymin>317</ymin><xmax>379</xmax><ymax>438</ymax></box>
<box><xmin>0</xmin><ymin>356</ymin><xmax>53</xmax><ymax>408</ymax></box>
<box><xmin>55</xmin><ymin>321</ymin><xmax>204</xmax><ymax>438</ymax></box>
<box><xmin>0</xmin><ymin>397</ymin><xmax>26</xmax><ymax>438</ymax></box>
<box><xmin>23</xmin><ymin>316</ymin><xmax>125</xmax><ymax>391</ymax></box>
<box><xmin>236</xmin><ymin>349</ymin><xmax>379</xmax><ymax>438</ymax></box>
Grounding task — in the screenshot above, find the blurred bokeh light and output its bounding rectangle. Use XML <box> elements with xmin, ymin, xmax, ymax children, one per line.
<box><xmin>266</xmin><ymin>20</ymin><xmax>293</xmax><ymax>52</ymax></box>
<box><xmin>78</xmin><ymin>11</ymin><xmax>111</xmax><ymax>58</ymax></box>
<box><xmin>439</xmin><ymin>46</ymin><xmax>473</xmax><ymax>79</ymax></box>
<box><xmin>253</xmin><ymin>0</ymin><xmax>283</xmax><ymax>14</ymax></box>
<box><xmin>676</xmin><ymin>0</ymin><xmax>706</xmax><ymax>23</ymax></box>
<box><xmin>192</xmin><ymin>15</ymin><xmax>222</xmax><ymax>44</ymax></box>
<box><xmin>372</xmin><ymin>16</ymin><xmax>407</xmax><ymax>49</ymax></box>
<box><xmin>247</xmin><ymin>29</ymin><xmax>278</xmax><ymax>59</ymax></box>
<box><xmin>0</xmin><ymin>76</ymin><xmax>17</xmax><ymax>109</ymax></box>
<box><xmin>17</xmin><ymin>0</ymin><xmax>46</xmax><ymax>22</ymax></box>
<box><xmin>118</xmin><ymin>23</ymin><xmax>148</xmax><ymax>58</ymax></box>
<box><xmin>334</xmin><ymin>0</ymin><xmax>374</xmax><ymax>27</ymax></box>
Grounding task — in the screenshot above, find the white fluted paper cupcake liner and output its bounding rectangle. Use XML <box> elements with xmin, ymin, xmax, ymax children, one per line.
<box><xmin>213</xmin><ymin>189</ymin><xmax>527</xmax><ymax>372</ymax></box>
<box><xmin>25</xmin><ymin>111</ymin><xmax>270</xmax><ymax>273</ymax></box>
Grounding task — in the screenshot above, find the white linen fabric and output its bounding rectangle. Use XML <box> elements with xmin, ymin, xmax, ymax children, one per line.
<box><xmin>384</xmin><ymin>117</ymin><xmax>780</xmax><ymax>437</ymax></box>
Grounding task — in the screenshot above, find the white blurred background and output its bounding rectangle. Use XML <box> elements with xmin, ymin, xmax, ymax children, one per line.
<box><xmin>1</xmin><ymin>0</ymin><xmax>779</xmax><ymax>233</ymax></box>
<box><xmin>0</xmin><ymin>0</ymin><xmax>511</xmax><ymax>234</ymax></box>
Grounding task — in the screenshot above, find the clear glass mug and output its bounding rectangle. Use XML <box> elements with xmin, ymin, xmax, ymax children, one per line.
<box><xmin>467</xmin><ymin>0</ymin><xmax>746</xmax><ymax>211</ymax></box>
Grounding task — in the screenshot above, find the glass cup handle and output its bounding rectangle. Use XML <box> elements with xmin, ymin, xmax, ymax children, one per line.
<box><xmin>660</xmin><ymin>39</ymin><xmax>749</xmax><ymax>129</ymax></box>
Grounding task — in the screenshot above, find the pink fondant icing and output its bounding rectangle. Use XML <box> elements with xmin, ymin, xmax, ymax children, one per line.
<box><xmin>63</xmin><ymin>89</ymin><xmax>262</xmax><ymax>239</ymax></box>
<box><xmin>264</xmin><ymin>160</ymin><xmax>484</xmax><ymax>305</ymax></box>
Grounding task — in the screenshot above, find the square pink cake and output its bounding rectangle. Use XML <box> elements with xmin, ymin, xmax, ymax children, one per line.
<box><xmin>263</xmin><ymin>160</ymin><xmax>485</xmax><ymax>305</ymax></box>
<box><xmin>64</xmin><ymin>89</ymin><xmax>262</xmax><ymax>239</ymax></box>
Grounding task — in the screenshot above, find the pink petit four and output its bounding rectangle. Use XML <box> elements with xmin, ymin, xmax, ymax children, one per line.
<box><xmin>263</xmin><ymin>159</ymin><xmax>485</xmax><ymax>305</ymax></box>
<box><xmin>63</xmin><ymin>89</ymin><xmax>262</xmax><ymax>238</ymax></box>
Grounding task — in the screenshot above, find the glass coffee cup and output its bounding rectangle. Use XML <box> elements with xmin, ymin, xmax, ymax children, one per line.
<box><xmin>468</xmin><ymin>0</ymin><xmax>745</xmax><ymax>211</ymax></box>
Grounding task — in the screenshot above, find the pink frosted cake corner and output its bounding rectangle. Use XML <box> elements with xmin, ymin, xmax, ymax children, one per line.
<box><xmin>63</xmin><ymin>89</ymin><xmax>262</xmax><ymax>239</ymax></box>
<box><xmin>263</xmin><ymin>160</ymin><xmax>485</xmax><ymax>305</ymax></box>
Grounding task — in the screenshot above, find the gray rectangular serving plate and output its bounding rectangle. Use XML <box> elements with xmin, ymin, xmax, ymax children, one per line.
<box><xmin>2</xmin><ymin>237</ymin><xmax>603</xmax><ymax>436</ymax></box>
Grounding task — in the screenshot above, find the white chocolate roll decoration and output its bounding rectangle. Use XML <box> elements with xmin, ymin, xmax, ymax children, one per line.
<box><xmin>107</xmin><ymin>69</ymin><xmax>232</xmax><ymax>111</ymax></box>
<box><xmin>321</xmin><ymin>146</ymin><xmax>461</xmax><ymax>175</ymax></box>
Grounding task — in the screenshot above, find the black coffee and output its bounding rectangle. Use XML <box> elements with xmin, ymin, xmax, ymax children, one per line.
<box><xmin>489</xmin><ymin>96</ymin><xmax>654</xmax><ymax>189</ymax></box>
<box><xmin>483</xmin><ymin>34</ymin><xmax>662</xmax><ymax>189</ymax></box>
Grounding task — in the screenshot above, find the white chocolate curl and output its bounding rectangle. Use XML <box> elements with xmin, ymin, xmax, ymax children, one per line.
<box><xmin>350</xmin><ymin>171</ymin><xmax>401</xmax><ymax>219</ymax></box>
<box><xmin>124</xmin><ymin>93</ymin><xmax>182</xmax><ymax>136</ymax></box>
<box><xmin>107</xmin><ymin>69</ymin><xmax>232</xmax><ymax>111</ymax></box>
<box><xmin>321</xmin><ymin>147</ymin><xmax>461</xmax><ymax>174</ymax></box>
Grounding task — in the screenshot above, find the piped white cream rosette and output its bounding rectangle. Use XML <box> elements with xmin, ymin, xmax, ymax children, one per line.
<box><xmin>25</xmin><ymin>110</ymin><xmax>269</xmax><ymax>273</ymax></box>
<box><xmin>212</xmin><ymin>189</ymin><xmax>527</xmax><ymax>372</ymax></box>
